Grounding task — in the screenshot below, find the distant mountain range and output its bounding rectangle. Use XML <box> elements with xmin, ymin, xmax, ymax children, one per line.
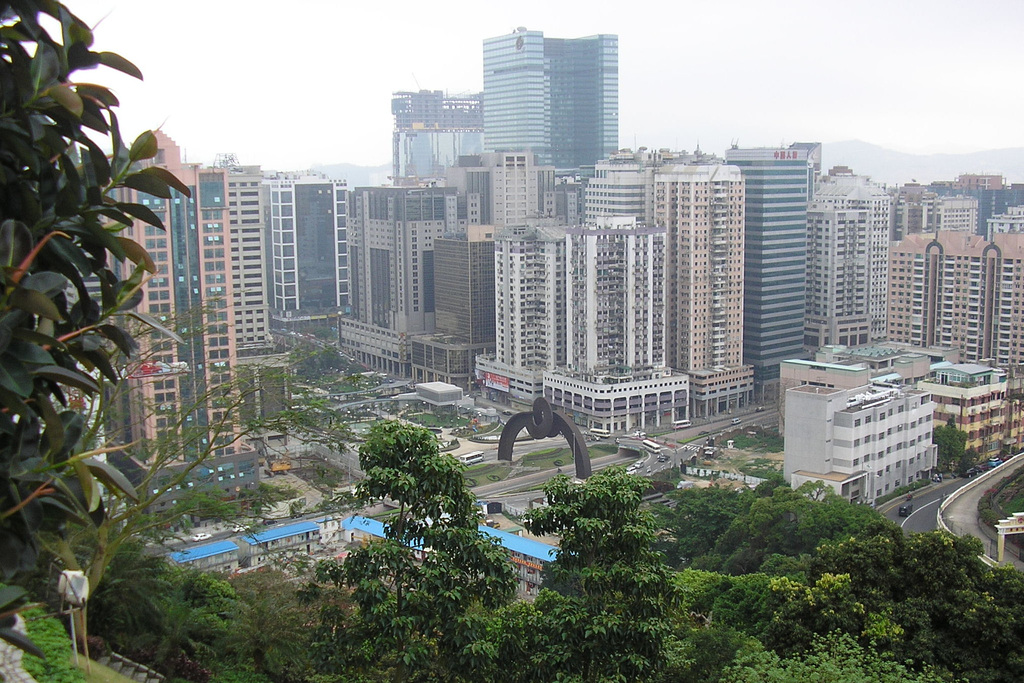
<box><xmin>822</xmin><ymin>141</ymin><xmax>1024</xmax><ymax>186</ymax></box>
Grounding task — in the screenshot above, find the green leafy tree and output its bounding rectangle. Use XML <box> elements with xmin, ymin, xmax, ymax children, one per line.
<box><xmin>697</xmin><ymin>483</ymin><xmax>882</xmax><ymax>575</ymax></box>
<box><xmin>309</xmin><ymin>421</ymin><xmax>515</xmax><ymax>680</ymax></box>
<box><xmin>933</xmin><ymin>418</ymin><xmax>968</xmax><ymax>473</ymax></box>
<box><xmin>766</xmin><ymin>523</ymin><xmax>1024</xmax><ymax>683</ymax></box>
<box><xmin>220</xmin><ymin>571</ymin><xmax>311</xmax><ymax>678</ymax></box>
<box><xmin>486</xmin><ymin>467</ymin><xmax>679</xmax><ymax>682</ymax></box>
<box><xmin>0</xmin><ymin>0</ymin><xmax>192</xmax><ymax>582</ymax></box>
<box><xmin>658</xmin><ymin>623</ymin><xmax>762</xmax><ymax>683</ymax></box>
<box><xmin>720</xmin><ymin>632</ymin><xmax>948</xmax><ymax>683</ymax></box>
<box><xmin>85</xmin><ymin>540</ymin><xmax>173</xmax><ymax>652</ymax></box>
<box><xmin>654</xmin><ymin>485</ymin><xmax>753</xmax><ymax>568</ymax></box>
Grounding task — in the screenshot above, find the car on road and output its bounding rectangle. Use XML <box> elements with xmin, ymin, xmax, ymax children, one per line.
<box><xmin>190</xmin><ymin>532</ymin><xmax>212</xmax><ymax>542</ymax></box>
<box><xmin>698</xmin><ymin>430</ymin><xmax>710</xmax><ymax>436</ymax></box>
<box><xmin>898</xmin><ymin>503</ymin><xmax>913</xmax><ymax>517</ymax></box>
<box><xmin>731</xmin><ymin>417</ymin><xmax>741</xmax><ymax>425</ymax></box>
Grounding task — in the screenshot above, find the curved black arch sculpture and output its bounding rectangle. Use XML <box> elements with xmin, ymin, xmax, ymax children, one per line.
<box><xmin>497</xmin><ymin>397</ymin><xmax>592</xmax><ymax>479</ymax></box>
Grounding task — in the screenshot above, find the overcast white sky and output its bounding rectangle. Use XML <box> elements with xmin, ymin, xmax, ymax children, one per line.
<box><xmin>70</xmin><ymin>0</ymin><xmax>1024</xmax><ymax>172</ymax></box>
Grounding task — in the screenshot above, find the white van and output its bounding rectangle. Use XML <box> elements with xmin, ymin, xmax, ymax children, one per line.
<box><xmin>673</xmin><ymin>419</ymin><xmax>692</xmax><ymax>429</ymax></box>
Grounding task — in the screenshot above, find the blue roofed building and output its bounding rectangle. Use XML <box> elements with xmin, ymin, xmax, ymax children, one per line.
<box><xmin>479</xmin><ymin>524</ymin><xmax>558</xmax><ymax>597</ymax></box>
<box><xmin>341</xmin><ymin>515</ymin><xmax>558</xmax><ymax>598</ymax></box>
<box><xmin>169</xmin><ymin>540</ymin><xmax>241</xmax><ymax>572</ymax></box>
<box><xmin>237</xmin><ymin>520</ymin><xmax>321</xmax><ymax>568</ymax></box>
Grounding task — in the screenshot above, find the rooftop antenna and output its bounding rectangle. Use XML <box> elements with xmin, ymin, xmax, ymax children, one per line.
<box><xmin>411</xmin><ymin>73</ymin><xmax>422</xmax><ymax>91</ymax></box>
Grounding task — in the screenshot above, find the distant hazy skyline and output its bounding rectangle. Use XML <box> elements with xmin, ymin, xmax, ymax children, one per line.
<box><xmin>72</xmin><ymin>0</ymin><xmax>1024</xmax><ymax>172</ymax></box>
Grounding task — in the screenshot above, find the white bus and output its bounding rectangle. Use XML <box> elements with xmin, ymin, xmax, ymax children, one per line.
<box><xmin>457</xmin><ymin>451</ymin><xmax>485</xmax><ymax>466</ymax></box>
<box><xmin>673</xmin><ymin>418</ymin><xmax>692</xmax><ymax>429</ymax></box>
<box><xmin>642</xmin><ymin>439</ymin><xmax>662</xmax><ymax>455</ymax></box>
<box><xmin>590</xmin><ymin>427</ymin><xmax>611</xmax><ymax>438</ymax></box>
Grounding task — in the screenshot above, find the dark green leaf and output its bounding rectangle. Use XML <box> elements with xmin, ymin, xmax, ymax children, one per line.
<box><xmin>121</xmin><ymin>172</ymin><xmax>173</xmax><ymax>199</ymax></box>
<box><xmin>29</xmin><ymin>42</ymin><xmax>60</xmax><ymax>93</ymax></box>
<box><xmin>0</xmin><ymin>627</ymin><xmax>45</xmax><ymax>660</ymax></box>
<box><xmin>7</xmin><ymin>339</ymin><xmax>55</xmax><ymax>366</ymax></box>
<box><xmin>75</xmin><ymin>83</ymin><xmax>119</xmax><ymax>108</ymax></box>
<box><xmin>127</xmin><ymin>311</ymin><xmax>185</xmax><ymax>343</ymax></box>
<box><xmin>46</xmin><ymin>84</ymin><xmax>84</xmax><ymax>117</ymax></box>
<box><xmin>0</xmin><ymin>220</ymin><xmax>33</xmax><ymax>269</ymax></box>
<box><xmin>139</xmin><ymin>166</ymin><xmax>192</xmax><ymax>198</ymax></box>
<box><xmin>117</xmin><ymin>203</ymin><xmax>164</xmax><ymax>232</ymax></box>
<box><xmin>128</xmin><ymin>130</ymin><xmax>158</xmax><ymax>162</ymax></box>
<box><xmin>116</xmin><ymin>237</ymin><xmax>157</xmax><ymax>272</ymax></box>
<box><xmin>98</xmin><ymin>324</ymin><xmax>137</xmax><ymax>358</ymax></box>
<box><xmin>82</xmin><ymin>458</ymin><xmax>138</xmax><ymax>501</ymax></box>
<box><xmin>73</xmin><ymin>460</ymin><xmax>101</xmax><ymax>512</ymax></box>
<box><xmin>32</xmin><ymin>366</ymin><xmax>100</xmax><ymax>394</ymax></box>
<box><xmin>11</xmin><ymin>329</ymin><xmax>65</xmax><ymax>352</ymax></box>
<box><xmin>0</xmin><ymin>384</ymin><xmax>33</xmax><ymax>420</ymax></box>
<box><xmin>22</xmin><ymin>271</ymin><xmax>69</xmax><ymax>297</ymax></box>
<box><xmin>10</xmin><ymin>288</ymin><xmax>62</xmax><ymax>321</ymax></box>
<box><xmin>97</xmin><ymin>51</ymin><xmax>143</xmax><ymax>79</ymax></box>
<box><xmin>0</xmin><ymin>357</ymin><xmax>34</xmax><ymax>396</ymax></box>
<box><xmin>0</xmin><ymin>585</ymin><xmax>27</xmax><ymax>608</ymax></box>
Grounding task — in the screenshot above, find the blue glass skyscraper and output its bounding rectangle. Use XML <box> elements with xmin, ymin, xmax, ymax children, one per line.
<box><xmin>483</xmin><ymin>28</ymin><xmax>618</xmax><ymax>171</ymax></box>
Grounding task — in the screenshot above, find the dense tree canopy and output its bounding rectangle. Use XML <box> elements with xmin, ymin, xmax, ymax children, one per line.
<box><xmin>308</xmin><ymin>421</ymin><xmax>515</xmax><ymax>680</ymax></box>
<box><xmin>485</xmin><ymin>467</ymin><xmax>679</xmax><ymax>682</ymax></box>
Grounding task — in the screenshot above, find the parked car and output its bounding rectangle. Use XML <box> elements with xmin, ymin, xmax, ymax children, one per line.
<box><xmin>190</xmin><ymin>532</ymin><xmax>212</xmax><ymax>542</ymax></box>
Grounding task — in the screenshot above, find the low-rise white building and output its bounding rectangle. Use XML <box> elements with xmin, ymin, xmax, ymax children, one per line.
<box><xmin>544</xmin><ymin>368</ymin><xmax>688</xmax><ymax>434</ymax></box>
<box><xmin>784</xmin><ymin>383</ymin><xmax>936</xmax><ymax>504</ymax></box>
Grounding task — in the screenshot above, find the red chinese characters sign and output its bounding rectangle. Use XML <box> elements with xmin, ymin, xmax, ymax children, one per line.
<box><xmin>773</xmin><ymin>150</ymin><xmax>802</xmax><ymax>160</ymax></box>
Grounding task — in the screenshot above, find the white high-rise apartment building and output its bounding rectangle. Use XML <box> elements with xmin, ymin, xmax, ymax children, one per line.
<box><xmin>584</xmin><ymin>148</ymin><xmax>718</xmax><ymax>224</ymax></box>
<box><xmin>785</xmin><ymin>383</ymin><xmax>936</xmax><ymax>505</ymax></box>
<box><xmin>805</xmin><ymin>168</ymin><xmax>892</xmax><ymax>349</ymax></box>
<box><xmin>934</xmin><ymin>196</ymin><xmax>978</xmax><ymax>233</ymax></box>
<box><xmin>476</xmin><ymin>223</ymin><xmax>567</xmax><ymax>403</ymax></box>
<box><xmin>446</xmin><ymin>152</ymin><xmax>556</xmax><ymax>227</ymax></box>
<box><xmin>543</xmin><ymin>217</ymin><xmax>688</xmax><ymax>434</ymax></box>
<box><xmin>225</xmin><ymin>164</ymin><xmax>274</xmax><ymax>357</ymax></box>
<box><xmin>986</xmin><ymin>206</ymin><xmax>1024</xmax><ymax>239</ymax></box>
<box><xmin>564</xmin><ymin>217</ymin><xmax>665</xmax><ymax>373</ymax></box>
<box><xmin>890</xmin><ymin>185</ymin><xmax>978</xmax><ymax>240</ymax></box>
<box><xmin>656</xmin><ymin>164</ymin><xmax>753</xmax><ymax>417</ymax></box>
